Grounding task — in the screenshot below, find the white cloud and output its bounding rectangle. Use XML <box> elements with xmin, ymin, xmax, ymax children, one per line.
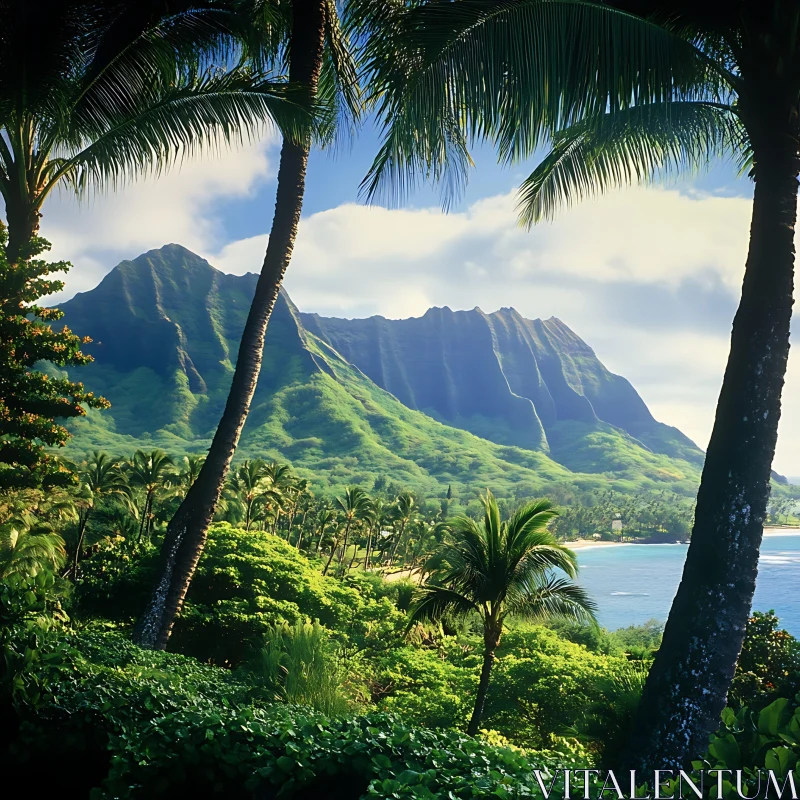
<box><xmin>212</xmin><ymin>185</ymin><xmax>800</xmax><ymax>475</ymax></box>
<box><xmin>40</xmin><ymin>134</ymin><xmax>278</xmax><ymax>299</ymax></box>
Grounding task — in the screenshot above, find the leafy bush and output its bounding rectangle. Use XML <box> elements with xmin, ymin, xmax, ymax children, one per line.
<box><xmin>10</xmin><ymin>630</ymin><xmax>580</xmax><ymax>799</ymax></box>
<box><xmin>369</xmin><ymin>624</ymin><xmax>636</xmax><ymax>752</ymax></box>
<box><xmin>484</xmin><ymin>627</ymin><xmax>635</xmax><ymax>750</ymax></box>
<box><xmin>152</xmin><ymin>523</ymin><xmax>400</xmax><ymax>666</ymax></box>
<box><xmin>692</xmin><ymin>696</ymin><xmax>800</xmax><ymax>799</ymax></box>
<box><xmin>730</xmin><ymin>611</ymin><xmax>800</xmax><ymax>709</ymax></box>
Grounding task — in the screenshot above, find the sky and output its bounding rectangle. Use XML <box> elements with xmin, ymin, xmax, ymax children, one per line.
<box><xmin>38</xmin><ymin>123</ymin><xmax>800</xmax><ymax>479</ymax></box>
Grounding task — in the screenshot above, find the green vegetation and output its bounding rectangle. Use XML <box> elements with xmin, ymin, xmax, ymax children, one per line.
<box><xmin>0</xmin><ymin>231</ymin><xmax>108</xmax><ymax>488</ymax></box>
<box><xmin>3</xmin><ymin>446</ymin><xmax>800</xmax><ymax>796</ymax></box>
<box><xmin>409</xmin><ymin>492</ymin><xmax>595</xmax><ymax>735</ymax></box>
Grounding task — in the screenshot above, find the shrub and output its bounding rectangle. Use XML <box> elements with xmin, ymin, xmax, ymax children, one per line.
<box><xmin>164</xmin><ymin>524</ymin><xmax>390</xmax><ymax>666</ymax></box>
<box><xmin>10</xmin><ymin>630</ymin><xmax>580</xmax><ymax>799</ymax></box>
<box><xmin>690</xmin><ymin>697</ymin><xmax>800</xmax><ymax>799</ymax></box>
<box><xmin>730</xmin><ymin>611</ymin><xmax>800</xmax><ymax>709</ymax></box>
<box><xmin>246</xmin><ymin>619</ymin><xmax>355</xmax><ymax>716</ymax></box>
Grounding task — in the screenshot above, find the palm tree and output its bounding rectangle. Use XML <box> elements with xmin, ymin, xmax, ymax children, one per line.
<box><xmin>363</xmin><ymin>497</ymin><xmax>393</xmax><ymax>570</ymax></box>
<box><xmin>313</xmin><ymin>504</ymin><xmax>335</xmax><ymax>554</ymax></box>
<box><xmin>285</xmin><ymin>478</ymin><xmax>309</xmax><ymax>542</ymax></box>
<box><xmin>263</xmin><ymin>461</ymin><xmax>294</xmax><ymax>534</ymax></box>
<box><xmin>410</xmin><ymin>492</ymin><xmax>595</xmax><ymax>737</ymax></box>
<box><xmin>362</xmin><ymin>0</ymin><xmax>800</xmax><ymax>768</ymax></box>
<box><xmin>126</xmin><ymin>450</ymin><xmax>174</xmax><ymax>543</ymax></box>
<box><xmin>0</xmin><ymin>0</ymin><xmax>309</xmax><ymax>265</ymax></box>
<box><xmin>68</xmin><ymin>451</ymin><xmax>130</xmax><ymax>576</ymax></box>
<box><xmin>177</xmin><ymin>456</ymin><xmax>207</xmax><ymax>495</ymax></box>
<box><xmin>323</xmin><ymin>486</ymin><xmax>370</xmax><ymax>576</ymax></box>
<box><xmin>225</xmin><ymin>459</ymin><xmax>268</xmax><ymax>531</ymax></box>
<box><xmin>388</xmin><ymin>491</ymin><xmax>415</xmax><ymax>565</ymax></box>
<box><xmin>135</xmin><ymin>0</ymin><xmax>362</xmax><ymax>649</ymax></box>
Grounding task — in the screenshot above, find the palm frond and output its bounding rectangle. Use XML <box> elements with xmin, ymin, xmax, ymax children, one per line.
<box><xmin>48</xmin><ymin>64</ymin><xmax>312</xmax><ymax>199</ymax></box>
<box><xmin>517</xmin><ymin>99</ymin><xmax>744</xmax><ymax>225</ymax></box>
<box><xmin>315</xmin><ymin>0</ymin><xmax>362</xmax><ymax>148</ymax></box>
<box><xmin>407</xmin><ymin>585</ymin><xmax>479</xmax><ymax>629</ymax></box>
<box><xmin>360</xmin><ymin>0</ymin><xmax>719</xmax><ymax>206</ymax></box>
<box><xmin>506</xmin><ymin>573</ymin><xmax>597</xmax><ymax>625</ymax></box>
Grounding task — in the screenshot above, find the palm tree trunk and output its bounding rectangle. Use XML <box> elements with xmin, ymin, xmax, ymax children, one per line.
<box><xmin>70</xmin><ymin>510</ymin><xmax>90</xmax><ymax>576</ymax></box>
<box><xmin>363</xmin><ymin>528</ymin><xmax>373</xmax><ymax>570</ymax></box>
<box><xmin>623</xmin><ymin>132</ymin><xmax>798</xmax><ymax>770</ymax></box>
<box><xmin>467</xmin><ymin>626</ymin><xmax>501</xmax><ymax>737</ymax></box>
<box><xmin>337</xmin><ymin>519</ymin><xmax>353</xmax><ymax>571</ymax></box>
<box><xmin>347</xmin><ymin>535</ymin><xmax>360</xmax><ymax>570</ymax></box>
<box><xmin>4</xmin><ymin>198</ymin><xmax>41</xmax><ymax>265</ymax></box>
<box><xmin>322</xmin><ymin>535</ymin><xmax>339</xmax><ymax>576</ymax></box>
<box><xmin>132</xmin><ymin>0</ymin><xmax>326</xmax><ymax>650</ymax></box>
<box><xmin>389</xmin><ymin>522</ymin><xmax>405</xmax><ymax>565</ymax></box>
<box><xmin>136</xmin><ymin>498</ymin><xmax>147</xmax><ymax>544</ymax></box>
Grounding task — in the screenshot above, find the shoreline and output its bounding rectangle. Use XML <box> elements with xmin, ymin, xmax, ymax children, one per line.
<box><xmin>564</xmin><ymin>527</ymin><xmax>800</xmax><ymax>551</ymax></box>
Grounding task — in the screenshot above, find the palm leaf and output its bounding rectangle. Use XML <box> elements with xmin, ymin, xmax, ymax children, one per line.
<box><xmin>48</xmin><ymin>64</ymin><xmax>312</xmax><ymax>199</ymax></box>
<box><xmin>517</xmin><ymin>99</ymin><xmax>744</xmax><ymax>225</ymax></box>
<box><xmin>360</xmin><ymin>0</ymin><xmax>717</xmax><ymax>206</ymax></box>
<box><xmin>407</xmin><ymin>585</ymin><xmax>479</xmax><ymax>630</ymax></box>
<box><xmin>506</xmin><ymin>573</ymin><xmax>597</xmax><ymax>624</ymax></box>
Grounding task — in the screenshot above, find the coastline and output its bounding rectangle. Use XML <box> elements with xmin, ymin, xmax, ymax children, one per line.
<box><xmin>564</xmin><ymin>526</ymin><xmax>800</xmax><ymax>552</ymax></box>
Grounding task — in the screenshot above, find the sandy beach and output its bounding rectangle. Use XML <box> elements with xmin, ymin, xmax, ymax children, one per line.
<box><xmin>563</xmin><ymin>527</ymin><xmax>800</xmax><ymax>551</ymax></box>
<box><xmin>563</xmin><ymin>539</ymin><xmax>627</xmax><ymax>551</ymax></box>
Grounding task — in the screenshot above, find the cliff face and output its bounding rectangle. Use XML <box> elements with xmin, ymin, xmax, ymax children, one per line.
<box><xmin>301</xmin><ymin>306</ymin><xmax>701</xmax><ymax>462</ymax></box>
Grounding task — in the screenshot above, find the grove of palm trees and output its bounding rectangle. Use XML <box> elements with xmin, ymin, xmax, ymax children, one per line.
<box><xmin>3</xmin><ymin>0</ymin><xmax>800</xmax><ymax>797</ymax></box>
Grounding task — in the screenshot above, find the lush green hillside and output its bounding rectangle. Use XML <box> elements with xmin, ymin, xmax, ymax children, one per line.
<box><xmin>53</xmin><ymin>244</ymin><xmax>704</xmax><ymax>499</ymax></box>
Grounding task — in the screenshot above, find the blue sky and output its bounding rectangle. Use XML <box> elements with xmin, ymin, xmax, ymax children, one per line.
<box><xmin>38</xmin><ymin>123</ymin><xmax>800</xmax><ymax>477</ymax></box>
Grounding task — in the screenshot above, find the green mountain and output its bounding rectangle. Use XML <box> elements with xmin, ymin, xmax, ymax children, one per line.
<box><xmin>302</xmin><ymin>305</ymin><xmax>701</xmax><ymax>466</ymax></box>
<box><xmin>52</xmin><ymin>244</ymin><xmax>704</xmax><ymax>498</ymax></box>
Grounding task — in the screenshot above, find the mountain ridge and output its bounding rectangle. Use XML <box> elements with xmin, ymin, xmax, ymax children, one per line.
<box><xmin>51</xmin><ymin>243</ymin><xmax>704</xmax><ymax>498</ymax></box>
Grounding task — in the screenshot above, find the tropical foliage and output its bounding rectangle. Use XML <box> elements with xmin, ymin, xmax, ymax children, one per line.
<box><xmin>409</xmin><ymin>492</ymin><xmax>596</xmax><ymax>735</ymax></box>
<box><xmin>0</xmin><ymin>231</ymin><xmax>108</xmax><ymax>488</ymax></box>
<box><xmin>362</xmin><ymin>0</ymin><xmax>800</xmax><ymax>769</ymax></box>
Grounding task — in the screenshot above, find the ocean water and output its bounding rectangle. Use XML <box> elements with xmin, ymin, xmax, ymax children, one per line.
<box><xmin>574</xmin><ymin>532</ymin><xmax>800</xmax><ymax>635</ymax></box>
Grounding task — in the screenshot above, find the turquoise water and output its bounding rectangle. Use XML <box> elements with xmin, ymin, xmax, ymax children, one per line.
<box><xmin>575</xmin><ymin>533</ymin><xmax>800</xmax><ymax>635</ymax></box>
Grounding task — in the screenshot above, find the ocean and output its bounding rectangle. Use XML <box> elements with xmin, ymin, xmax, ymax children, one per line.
<box><xmin>574</xmin><ymin>532</ymin><xmax>800</xmax><ymax>635</ymax></box>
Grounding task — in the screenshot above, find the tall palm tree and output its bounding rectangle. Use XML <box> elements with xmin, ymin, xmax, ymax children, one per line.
<box><xmin>0</xmin><ymin>0</ymin><xmax>309</xmax><ymax>264</ymax></box>
<box><xmin>313</xmin><ymin>504</ymin><xmax>335</xmax><ymax>554</ymax></box>
<box><xmin>135</xmin><ymin>0</ymin><xmax>362</xmax><ymax>649</ymax></box>
<box><xmin>256</xmin><ymin>461</ymin><xmax>292</xmax><ymax>534</ymax></box>
<box><xmin>225</xmin><ymin>459</ymin><xmax>268</xmax><ymax>531</ymax></box>
<box><xmin>323</xmin><ymin>486</ymin><xmax>370</xmax><ymax>576</ymax></box>
<box><xmin>126</xmin><ymin>450</ymin><xmax>174</xmax><ymax>543</ymax></box>
<box><xmin>388</xmin><ymin>491</ymin><xmax>415</xmax><ymax>565</ymax></box>
<box><xmin>176</xmin><ymin>455</ymin><xmax>207</xmax><ymax>495</ymax></box>
<box><xmin>361</xmin><ymin>0</ymin><xmax>800</xmax><ymax>768</ymax></box>
<box><xmin>363</xmin><ymin>497</ymin><xmax>393</xmax><ymax>570</ymax></box>
<box><xmin>69</xmin><ymin>451</ymin><xmax>130</xmax><ymax>575</ymax></box>
<box><xmin>410</xmin><ymin>491</ymin><xmax>595</xmax><ymax>737</ymax></box>
<box><xmin>285</xmin><ymin>478</ymin><xmax>309</xmax><ymax>542</ymax></box>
